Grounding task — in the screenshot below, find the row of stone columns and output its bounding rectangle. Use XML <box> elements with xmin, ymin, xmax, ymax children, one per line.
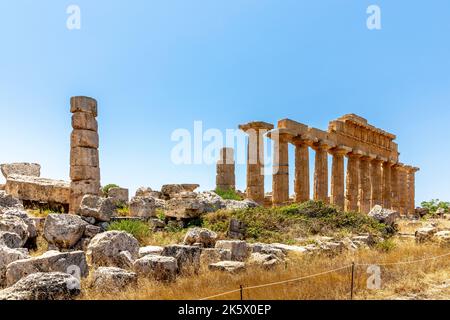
<box><xmin>239</xmin><ymin>124</ymin><xmax>419</xmax><ymax>214</ymax></box>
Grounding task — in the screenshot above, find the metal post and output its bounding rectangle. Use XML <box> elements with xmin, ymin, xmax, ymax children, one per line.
<box><xmin>240</xmin><ymin>285</ymin><xmax>243</xmax><ymax>300</ymax></box>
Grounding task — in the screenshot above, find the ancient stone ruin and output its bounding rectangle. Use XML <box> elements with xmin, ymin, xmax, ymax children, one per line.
<box><xmin>239</xmin><ymin>114</ymin><xmax>419</xmax><ymax>215</ymax></box>
<box><xmin>69</xmin><ymin>96</ymin><xmax>101</xmax><ymax>213</ymax></box>
<box><xmin>216</xmin><ymin>147</ymin><xmax>235</xmax><ymax>191</ymax></box>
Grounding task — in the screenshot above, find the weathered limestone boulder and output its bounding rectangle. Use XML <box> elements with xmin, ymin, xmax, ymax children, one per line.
<box><xmin>215</xmin><ymin>240</ymin><xmax>249</xmax><ymax>262</ymax></box>
<box><xmin>87</xmin><ymin>231</ymin><xmax>139</xmax><ymax>269</ymax></box>
<box><xmin>133</xmin><ymin>255</ymin><xmax>178</xmax><ymax>281</ymax></box>
<box><xmin>208</xmin><ymin>261</ymin><xmax>246</xmax><ymax>274</ymax></box>
<box><xmin>0</xmin><ymin>214</ymin><xmax>28</xmax><ymax>247</ymax></box>
<box><xmin>44</xmin><ymin>214</ymin><xmax>88</xmax><ymax>249</ymax></box>
<box><xmin>183</xmin><ymin>228</ymin><xmax>218</xmax><ymax>248</ymax></box>
<box><xmin>108</xmin><ymin>187</ymin><xmax>129</xmax><ymax>205</ymax></box>
<box><xmin>71</xmin><ymin>129</ymin><xmax>99</xmax><ymax>149</ymax></box>
<box><xmin>368</xmin><ymin>205</ymin><xmax>399</xmax><ymax>227</ymax></box>
<box><xmin>249</xmin><ymin>243</ymin><xmax>285</xmax><ymax>259</ymax></box>
<box><xmin>270</xmin><ymin>243</ymin><xmax>308</xmax><ymax>254</ymax></box>
<box><xmin>5</xmin><ymin>175</ymin><xmax>70</xmax><ymax>205</ymax></box>
<box><xmin>161</xmin><ymin>184</ymin><xmax>199</xmax><ymax>199</ymax></box>
<box><xmin>129</xmin><ymin>196</ymin><xmax>156</xmax><ymax>218</ymax></box>
<box><xmin>0</xmin><ymin>163</ymin><xmax>41</xmax><ymax>179</ymax></box>
<box><xmin>165</xmin><ymin>193</ymin><xmax>205</xmax><ymax>219</ymax></box>
<box><xmin>5</xmin><ymin>250</ymin><xmax>88</xmax><ymax>286</ymax></box>
<box><xmin>351</xmin><ymin>234</ymin><xmax>375</xmax><ymax>246</ymax></box>
<box><xmin>72</xmin><ymin>111</ymin><xmax>98</xmax><ymax>131</ymax></box>
<box><xmin>434</xmin><ymin>231</ymin><xmax>450</xmax><ymax>246</ymax></box>
<box><xmin>248</xmin><ymin>253</ymin><xmax>281</xmax><ymax>269</ymax></box>
<box><xmin>415</xmin><ymin>227</ymin><xmax>437</xmax><ymax>243</ymax></box>
<box><xmin>0</xmin><ymin>246</ymin><xmax>30</xmax><ymax>287</ymax></box>
<box><xmin>138</xmin><ymin>245</ymin><xmax>164</xmax><ymax>258</ymax></box>
<box><xmin>0</xmin><ymin>272</ymin><xmax>80</xmax><ymax>300</ymax></box>
<box><xmin>228</xmin><ymin>219</ymin><xmax>247</xmax><ymax>240</ymax></box>
<box><xmin>319</xmin><ymin>241</ymin><xmax>346</xmax><ymax>255</ymax></box>
<box><xmin>223</xmin><ymin>199</ymin><xmax>259</xmax><ymax>210</ymax></box>
<box><xmin>200</xmin><ymin>248</ymin><xmax>231</xmax><ymax>265</ymax></box>
<box><xmin>161</xmin><ymin>245</ymin><xmax>201</xmax><ymax>273</ymax></box>
<box><xmin>78</xmin><ymin>195</ymin><xmax>116</xmax><ymax>222</ymax></box>
<box><xmin>0</xmin><ymin>191</ymin><xmax>24</xmax><ymax>214</ymax></box>
<box><xmin>91</xmin><ymin>267</ymin><xmax>137</xmax><ymax>292</ymax></box>
<box><xmin>0</xmin><ymin>232</ymin><xmax>22</xmax><ymax>249</ymax></box>
<box><xmin>84</xmin><ymin>224</ymin><xmax>101</xmax><ymax>238</ymax></box>
<box><xmin>415</xmin><ymin>207</ymin><xmax>429</xmax><ymax>218</ymax></box>
<box><xmin>135</xmin><ymin>187</ymin><xmax>153</xmax><ymax>198</ymax></box>
<box><xmin>2</xmin><ymin>209</ymin><xmax>37</xmax><ymax>240</ymax></box>
<box><xmin>148</xmin><ymin>218</ymin><xmax>166</xmax><ymax>231</ymax></box>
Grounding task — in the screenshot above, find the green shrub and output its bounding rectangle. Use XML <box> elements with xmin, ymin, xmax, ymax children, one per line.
<box><xmin>102</xmin><ymin>184</ymin><xmax>120</xmax><ymax>196</ymax></box>
<box><xmin>421</xmin><ymin>199</ymin><xmax>449</xmax><ymax>216</ymax></box>
<box><xmin>375</xmin><ymin>239</ymin><xmax>396</xmax><ymax>252</ymax></box>
<box><xmin>215</xmin><ymin>188</ymin><xmax>243</xmax><ymax>201</ymax></box>
<box><xmin>108</xmin><ymin>220</ymin><xmax>150</xmax><ymax>243</ymax></box>
<box><xmin>156</xmin><ymin>209</ymin><xmax>166</xmax><ymax>221</ymax></box>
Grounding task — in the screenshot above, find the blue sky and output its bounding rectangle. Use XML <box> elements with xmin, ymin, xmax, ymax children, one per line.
<box><xmin>1</xmin><ymin>0</ymin><xmax>449</xmax><ymax>205</ymax></box>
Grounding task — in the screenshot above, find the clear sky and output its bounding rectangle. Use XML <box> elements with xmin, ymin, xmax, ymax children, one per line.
<box><xmin>1</xmin><ymin>1</ymin><xmax>449</xmax><ymax>205</ymax></box>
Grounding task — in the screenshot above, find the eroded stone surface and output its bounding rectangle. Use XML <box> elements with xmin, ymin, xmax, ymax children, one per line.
<box><xmin>0</xmin><ymin>163</ymin><xmax>40</xmax><ymax>179</ymax></box>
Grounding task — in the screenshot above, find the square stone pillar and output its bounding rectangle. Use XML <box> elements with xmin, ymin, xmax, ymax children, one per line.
<box><xmin>312</xmin><ymin>140</ymin><xmax>334</xmax><ymax>203</ymax></box>
<box><xmin>292</xmin><ymin>137</ymin><xmax>312</xmax><ymax>203</ymax></box>
<box><xmin>268</xmin><ymin>129</ymin><xmax>295</xmax><ymax>206</ymax></box>
<box><xmin>405</xmin><ymin>166</ymin><xmax>420</xmax><ymax>216</ymax></box>
<box><xmin>345</xmin><ymin>150</ymin><xmax>363</xmax><ymax>212</ymax></box>
<box><xmin>370</xmin><ymin>157</ymin><xmax>384</xmax><ymax>209</ymax></box>
<box><xmin>69</xmin><ymin>96</ymin><xmax>101</xmax><ymax>213</ymax></box>
<box><xmin>239</xmin><ymin>121</ymin><xmax>274</xmax><ymax>204</ymax></box>
<box><xmin>358</xmin><ymin>154</ymin><xmax>375</xmax><ymax>214</ymax></box>
<box><xmin>216</xmin><ymin>147</ymin><xmax>235</xmax><ymax>191</ymax></box>
<box><xmin>382</xmin><ymin>161</ymin><xmax>394</xmax><ymax>209</ymax></box>
<box><xmin>330</xmin><ymin>146</ymin><xmax>351</xmax><ymax>210</ymax></box>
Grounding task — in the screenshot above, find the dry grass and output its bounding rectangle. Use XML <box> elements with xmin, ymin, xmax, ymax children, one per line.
<box><xmin>80</xmin><ymin>240</ymin><xmax>450</xmax><ymax>300</ymax></box>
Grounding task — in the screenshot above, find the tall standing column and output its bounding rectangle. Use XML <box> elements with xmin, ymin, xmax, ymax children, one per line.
<box><xmin>391</xmin><ymin>164</ymin><xmax>400</xmax><ymax>212</ymax></box>
<box><xmin>239</xmin><ymin>122</ymin><xmax>274</xmax><ymax>204</ymax></box>
<box><xmin>370</xmin><ymin>157</ymin><xmax>384</xmax><ymax>209</ymax></box>
<box><xmin>69</xmin><ymin>96</ymin><xmax>101</xmax><ymax>213</ymax></box>
<box><xmin>345</xmin><ymin>151</ymin><xmax>362</xmax><ymax>212</ymax></box>
<box><xmin>312</xmin><ymin>141</ymin><xmax>332</xmax><ymax>203</ymax></box>
<box><xmin>382</xmin><ymin>161</ymin><xmax>393</xmax><ymax>209</ymax></box>
<box><xmin>405</xmin><ymin>166</ymin><xmax>419</xmax><ymax>216</ymax></box>
<box><xmin>270</xmin><ymin>129</ymin><xmax>294</xmax><ymax>206</ymax></box>
<box><xmin>216</xmin><ymin>147</ymin><xmax>235</xmax><ymax>191</ymax></box>
<box><xmin>293</xmin><ymin>138</ymin><xmax>310</xmax><ymax>203</ymax></box>
<box><xmin>396</xmin><ymin>164</ymin><xmax>408</xmax><ymax>215</ymax></box>
<box><xmin>358</xmin><ymin>155</ymin><xmax>373</xmax><ymax>214</ymax></box>
<box><xmin>330</xmin><ymin>146</ymin><xmax>351</xmax><ymax>209</ymax></box>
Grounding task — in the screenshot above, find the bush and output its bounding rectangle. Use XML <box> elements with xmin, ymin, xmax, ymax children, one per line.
<box><xmin>421</xmin><ymin>199</ymin><xmax>449</xmax><ymax>216</ymax></box>
<box><xmin>102</xmin><ymin>184</ymin><xmax>120</xmax><ymax>196</ymax></box>
<box><xmin>202</xmin><ymin>201</ymin><xmax>390</xmax><ymax>243</ymax></box>
<box><xmin>215</xmin><ymin>188</ymin><xmax>243</xmax><ymax>201</ymax></box>
<box><xmin>108</xmin><ymin>220</ymin><xmax>150</xmax><ymax>243</ymax></box>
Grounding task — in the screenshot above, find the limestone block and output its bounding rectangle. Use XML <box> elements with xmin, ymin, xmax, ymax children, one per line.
<box><xmin>5</xmin><ymin>175</ymin><xmax>69</xmax><ymax>205</ymax></box>
<box><xmin>70</xmin><ymin>130</ymin><xmax>99</xmax><ymax>149</ymax></box>
<box><xmin>72</xmin><ymin>112</ymin><xmax>98</xmax><ymax>131</ymax></box>
<box><xmin>208</xmin><ymin>261</ymin><xmax>246</xmax><ymax>274</ymax></box>
<box><xmin>108</xmin><ymin>187</ymin><xmax>129</xmax><ymax>204</ymax></box>
<box><xmin>70</xmin><ymin>165</ymin><xmax>100</xmax><ymax>182</ymax></box>
<box><xmin>70</xmin><ymin>147</ymin><xmax>99</xmax><ymax>167</ymax></box>
<box><xmin>0</xmin><ymin>163</ymin><xmax>41</xmax><ymax>179</ymax></box>
<box><xmin>215</xmin><ymin>240</ymin><xmax>249</xmax><ymax>262</ymax></box>
<box><xmin>43</xmin><ymin>214</ymin><xmax>88</xmax><ymax>249</ymax></box>
<box><xmin>70</xmin><ymin>96</ymin><xmax>97</xmax><ymax>117</ymax></box>
<box><xmin>133</xmin><ymin>255</ymin><xmax>178</xmax><ymax>281</ymax></box>
<box><xmin>91</xmin><ymin>267</ymin><xmax>137</xmax><ymax>292</ymax></box>
<box><xmin>70</xmin><ymin>180</ymin><xmax>101</xmax><ymax>196</ymax></box>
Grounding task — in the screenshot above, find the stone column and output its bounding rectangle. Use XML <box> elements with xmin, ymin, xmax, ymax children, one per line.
<box><xmin>391</xmin><ymin>164</ymin><xmax>400</xmax><ymax>212</ymax></box>
<box><xmin>216</xmin><ymin>147</ymin><xmax>235</xmax><ymax>191</ymax></box>
<box><xmin>270</xmin><ymin>129</ymin><xmax>294</xmax><ymax>206</ymax></box>
<box><xmin>69</xmin><ymin>96</ymin><xmax>101</xmax><ymax>213</ymax></box>
<box><xmin>358</xmin><ymin>154</ymin><xmax>374</xmax><ymax>214</ymax></box>
<box><xmin>396</xmin><ymin>163</ymin><xmax>408</xmax><ymax>215</ymax></box>
<box><xmin>382</xmin><ymin>161</ymin><xmax>393</xmax><ymax>209</ymax></box>
<box><xmin>370</xmin><ymin>157</ymin><xmax>384</xmax><ymax>209</ymax></box>
<box><xmin>239</xmin><ymin>121</ymin><xmax>274</xmax><ymax>204</ymax></box>
<box><xmin>312</xmin><ymin>140</ymin><xmax>332</xmax><ymax>203</ymax></box>
<box><xmin>405</xmin><ymin>166</ymin><xmax>420</xmax><ymax>216</ymax></box>
<box><xmin>345</xmin><ymin>151</ymin><xmax>362</xmax><ymax>212</ymax></box>
<box><xmin>293</xmin><ymin>138</ymin><xmax>310</xmax><ymax>203</ymax></box>
<box><xmin>330</xmin><ymin>146</ymin><xmax>351</xmax><ymax>210</ymax></box>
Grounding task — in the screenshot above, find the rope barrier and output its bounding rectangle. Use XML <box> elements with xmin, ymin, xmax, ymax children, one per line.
<box><xmin>198</xmin><ymin>251</ymin><xmax>450</xmax><ymax>300</ymax></box>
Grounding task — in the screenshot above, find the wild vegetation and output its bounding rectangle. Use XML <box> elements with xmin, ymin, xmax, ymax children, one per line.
<box><xmin>214</xmin><ymin>188</ymin><xmax>243</xmax><ymax>201</ymax></box>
